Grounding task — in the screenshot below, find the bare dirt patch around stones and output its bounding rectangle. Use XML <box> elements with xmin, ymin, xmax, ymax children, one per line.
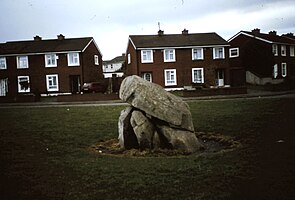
<box><xmin>89</xmin><ymin>132</ymin><xmax>241</xmax><ymax>157</ymax></box>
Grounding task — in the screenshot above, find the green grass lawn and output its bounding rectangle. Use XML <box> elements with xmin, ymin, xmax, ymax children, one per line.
<box><xmin>0</xmin><ymin>97</ymin><xmax>295</xmax><ymax>200</ymax></box>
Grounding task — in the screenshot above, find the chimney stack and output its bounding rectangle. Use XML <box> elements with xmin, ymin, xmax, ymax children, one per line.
<box><xmin>158</xmin><ymin>30</ymin><xmax>164</xmax><ymax>36</ymax></box>
<box><xmin>182</xmin><ymin>29</ymin><xmax>189</xmax><ymax>35</ymax></box>
<box><xmin>251</xmin><ymin>28</ymin><xmax>260</xmax><ymax>36</ymax></box>
<box><xmin>34</xmin><ymin>35</ymin><xmax>42</xmax><ymax>41</ymax></box>
<box><xmin>269</xmin><ymin>30</ymin><xmax>277</xmax><ymax>36</ymax></box>
<box><xmin>57</xmin><ymin>34</ymin><xmax>65</xmax><ymax>40</ymax></box>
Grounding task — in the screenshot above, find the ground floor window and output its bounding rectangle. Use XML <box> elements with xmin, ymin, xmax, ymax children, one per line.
<box><xmin>192</xmin><ymin>68</ymin><xmax>204</xmax><ymax>83</ymax></box>
<box><xmin>273</xmin><ymin>64</ymin><xmax>278</xmax><ymax>78</ymax></box>
<box><xmin>0</xmin><ymin>78</ymin><xmax>8</xmax><ymax>96</ymax></box>
<box><xmin>17</xmin><ymin>76</ymin><xmax>30</xmax><ymax>93</ymax></box>
<box><xmin>164</xmin><ymin>69</ymin><xmax>177</xmax><ymax>86</ymax></box>
<box><xmin>282</xmin><ymin>63</ymin><xmax>287</xmax><ymax>77</ymax></box>
<box><xmin>142</xmin><ymin>72</ymin><xmax>152</xmax><ymax>82</ymax></box>
<box><xmin>46</xmin><ymin>74</ymin><xmax>59</xmax><ymax>92</ymax></box>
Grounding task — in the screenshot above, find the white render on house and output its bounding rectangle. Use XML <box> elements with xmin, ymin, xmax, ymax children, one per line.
<box><xmin>102</xmin><ymin>54</ymin><xmax>125</xmax><ymax>78</ymax></box>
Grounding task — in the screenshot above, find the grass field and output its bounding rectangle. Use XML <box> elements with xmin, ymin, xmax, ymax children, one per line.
<box><xmin>0</xmin><ymin>97</ymin><xmax>295</xmax><ymax>200</ymax></box>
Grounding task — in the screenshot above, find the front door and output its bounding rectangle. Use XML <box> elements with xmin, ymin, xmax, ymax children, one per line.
<box><xmin>216</xmin><ymin>69</ymin><xmax>224</xmax><ymax>87</ymax></box>
<box><xmin>70</xmin><ymin>75</ymin><xmax>81</xmax><ymax>94</ymax></box>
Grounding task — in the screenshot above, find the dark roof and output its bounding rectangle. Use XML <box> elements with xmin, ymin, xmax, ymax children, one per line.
<box><xmin>239</xmin><ymin>31</ymin><xmax>295</xmax><ymax>45</ymax></box>
<box><xmin>129</xmin><ymin>32</ymin><xmax>229</xmax><ymax>49</ymax></box>
<box><xmin>0</xmin><ymin>37</ymin><xmax>93</xmax><ymax>56</ymax></box>
<box><xmin>103</xmin><ymin>55</ymin><xmax>125</xmax><ymax>65</ymax></box>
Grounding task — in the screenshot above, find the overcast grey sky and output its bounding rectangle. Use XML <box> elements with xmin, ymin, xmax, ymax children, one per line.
<box><xmin>1</xmin><ymin>0</ymin><xmax>295</xmax><ymax>60</ymax></box>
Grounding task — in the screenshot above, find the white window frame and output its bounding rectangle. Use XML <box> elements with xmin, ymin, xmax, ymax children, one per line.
<box><xmin>46</xmin><ymin>74</ymin><xmax>59</xmax><ymax>92</ymax></box>
<box><xmin>164</xmin><ymin>69</ymin><xmax>177</xmax><ymax>86</ymax></box>
<box><xmin>17</xmin><ymin>76</ymin><xmax>30</xmax><ymax>93</ymax></box>
<box><xmin>127</xmin><ymin>53</ymin><xmax>131</xmax><ymax>64</ymax></box>
<box><xmin>192</xmin><ymin>48</ymin><xmax>204</xmax><ymax>60</ymax></box>
<box><xmin>290</xmin><ymin>46</ymin><xmax>294</xmax><ymax>57</ymax></box>
<box><xmin>0</xmin><ymin>57</ymin><xmax>7</xmax><ymax>69</ymax></box>
<box><xmin>17</xmin><ymin>56</ymin><xmax>29</xmax><ymax>69</ymax></box>
<box><xmin>45</xmin><ymin>54</ymin><xmax>57</xmax><ymax>67</ymax></box>
<box><xmin>281</xmin><ymin>45</ymin><xmax>286</xmax><ymax>56</ymax></box>
<box><xmin>281</xmin><ymin>63</ymin><xmax>287</xmax><ymax>77</ymax></box>
<box><xmin>67</xmin><ymin>52</ymin><xmax>80</xmax><ymax>66</ymax></box>
<box><xmin>141</xmin><ymin>50</ymin><xmax>153</xmax><ymax>63</ymax></box>
<box><xmin>213</xmin><ymin>47</ymin><xmax>225</xmax><ymax>59</ymax></box>
<box><xmin>94</xmin><ymin>55</ymin><xmax>99</xmax><ymax>65</ymax></box>
<box><xmin>0</xmin><ymin>78</ymin><xmax>8</xmax><ymax>96</ymax></box>
<box><xmin>142</xmin><ymin>72</ymin><xmax>152</xmax><ymax>82</ymax></box>
<box><xmin>229</xmin><ymin>48</ymin><xmax>239</xmax><ymax>58</ymax></box>
<box><xmin>164</xmin><ymin>49</ymin><xmax>176</xmax><ymax>62</ymax></box>
<box><xmin>272</xmin><ymin>44</ymin><xmax>278</xmax><ymax>56</ymax></box>
<box><xmin>273</xmin><ymin>64</ymin><xmax>278</xmax><ymax>78</ymax></box>
<box><xmin>192</xmin><ymin>68</ymin><xmax>204</xmax><ymax>83</ymax></box>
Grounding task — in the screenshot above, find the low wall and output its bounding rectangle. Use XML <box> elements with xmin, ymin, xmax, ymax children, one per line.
<box><xmin>182</xmin><ymin>87</ymin><xmax>247</xmax><ymax>97</ymax></box>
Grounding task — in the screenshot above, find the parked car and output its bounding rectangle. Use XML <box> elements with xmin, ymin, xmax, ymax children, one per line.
<box><xmin>82</xmin><ymin>81</ymin><xmax>108</xmax><ymax>93</ymax></box>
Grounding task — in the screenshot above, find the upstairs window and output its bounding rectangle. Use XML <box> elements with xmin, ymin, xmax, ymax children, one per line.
<box><xmin>282</xmin><ymin>63</ymin><xmax>287</xmax><ymax>77</ymax></box>
<box><xmin>192</xmin><ymin>68</ymin><xmax>204</xmax><ymax>83</ymax></box>
<box><xmin>17</xmin><ymin>56</ymin><xmax>29</xmax><ymax>69</ymax></box>
<box><xmin>67</xmin><ymin>52</ymin><xmax>80</xmax><ymax>66</ymax></box>
<box><xmin>0</xmin><ymin>57</ymin><xmax>7</xmax><ymax>69</ymax></box>
<box><xmin>290</xmin><ymin>46</ymin><xmax>294</xmax><ymax>57</ymax></box>
<box><xmin>281</xmin><ymin>45</ymin><xmax>286</xmax><ymax>56</ymax></box>
<box><xmin>213</xmin><ymin>47</ymin><xmax>225</xmax><ymax>59</ymax></box>
<box><xmin>45</xmin><ymin>54</ymin><xmax>57</xmax><ymax>67</ymax></box>
<box><xmin>141</xmin><ymin>50</ymin><xmax>153</xmax><ymax>63</ymax></box>
<box><xmin>17</xmin><ymin>76</ymin><xmax>30</xmax><ymax>93</ymax></box>
<box><xmin>229</xmin><ymin>48</ymin><xmax>239</xmax><ymax>58</ymax></box>
<box><xmin>164</xmin><ymin>49</ymin><xmax>176</xmax><ymax>62</ymax></box>
<box><xmin>272</xmin><ymin>44</ymin><xmax>278</xmax><ymax>56</ymax></box>
<box><xmin>94</xmin><ymin>55</ymin><xmax>99</xmax><ymax>65</ymax></box>
<box><xmin>164</xmin><ymin>69</ymin><xmax>177</xmax><ymax>86</ymax></box>
<box><xmin>192</xmin><ymin>48</ymin><xmax>204</xmax><ymax>60</ymax></box>
<box><xmin>128</xmin><ymin>53</ymin><xmax>131</xmax><ymax>64</ymax></box>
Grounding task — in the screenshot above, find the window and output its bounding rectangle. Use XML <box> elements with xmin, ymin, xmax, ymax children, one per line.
<box><xmin>0</xmin><ymin>57</ymin><xmax>7</xmax><ymax>69</ymax></box>
<box><xmin>282</xmin><ymin>63</ymin><xmax>287</xmax><ymax>77</ymax></box>
<box><xmin>128</xmin><ymin>54</ymin><xmax>131</xmax><ymax>64</ymax></box>
<box><xmin>164</xmin><ymin>49</ymin><xmax>176</xmax><ymax>62</ymax></box>
<box><xmin>164</xmin><ymin>69</ymin><xmax>177</xmax><ymax>86</ymax></box>
<box><xmin>281</xmin><ymin>45</ymin><xmax>286</xmax><ymax>56</ymax></box>
<box><xmin>273</xmin><ymin>64</ymin><xmax>278</xmax><ymax>78</ymax></box>
<box><xmin>141</xmin><ymin>50</ymin><xmax>153</xmax><ymax>63</ymax></box>
<box><xmin>67</xmin><ymin>52</ymin><xmax>80</xmax><ymax>66</ymax></box>
<box><xmin>17</xmin><ymin>56</ymin><xmax>29</xmax><ymax>69</ymax></box>
<box><xmin>213</xmin><ymin>47</ymin><xmax>225</xmax><ymax>59</ymax></box>
<box><xmin>229</xmin><ymin>48</ymin><xmax>239</xmax><ymax>58</ymax></box>
<box><xmin>94</xmin><ymin>55</ymin><xmax>99</xmax><ymax>65</ymax></box>
<box><xmin>17</xmin><ymin>76</ymin><xmax>30</xmax><ymax>93</ymax></box>
<box><xmin>45</xmin><ymin>54</ymin><xmax>57</xmax><ymax>67</ymax></box>
<box><xmin>290</xmin><ymin>46</ymin><xmax>294</xmax><ymax>57</ymax></box>
<box><xmin>46</xmin><ymin>74</ymin><xmax>59</xmax><ymax>91</ymax></box>
<box><xmin>142</xmin><ymin>72</ymin><xmax>152</xmax><ymax>82</ymax></box>
<box><xmin>0</xmin><ymin>78</ymin><xmax>8</xmax><ymax>96</ymax></box>
<box><xmin>192</xmin><ymin>68</ymin><xmax>204</xmax><ymax>83</ymax></box>
<box><xmin>192</xmin><ymin>48</ymin><xmax>204</xmax><ymax>60</ymax></box>
<box><xmin>272</xmin><ymin>44</ymin><xmax>278</xmax><ymax>56</ymax></box>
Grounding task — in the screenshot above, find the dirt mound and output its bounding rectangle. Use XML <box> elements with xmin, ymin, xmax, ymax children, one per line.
<box><xmin>89</xmin><ymin>132</ymin><xmax>241</xmax><ymax>157</ymax></box>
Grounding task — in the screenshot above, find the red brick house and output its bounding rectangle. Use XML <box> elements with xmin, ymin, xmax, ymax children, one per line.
<box><xmin>0</xmin><ymin>34</ymin><xmax>103</xmax><ymax>98</ymax></box>
<box><xmin>125</xmin><ymin>30</ymin><xmax>238</xmax><ymax>89</ymax></box>
<box><xmin>228</xmin><ymin>29</ymin><xmax>295</xmax><ymax>85</ymax></box>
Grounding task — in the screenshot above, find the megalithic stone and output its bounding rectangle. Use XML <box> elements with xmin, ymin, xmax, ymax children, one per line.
<box><xmin>119</xmin><ymin>75</ymin><xmax>194</xmax><ymax>132</ymax></box>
